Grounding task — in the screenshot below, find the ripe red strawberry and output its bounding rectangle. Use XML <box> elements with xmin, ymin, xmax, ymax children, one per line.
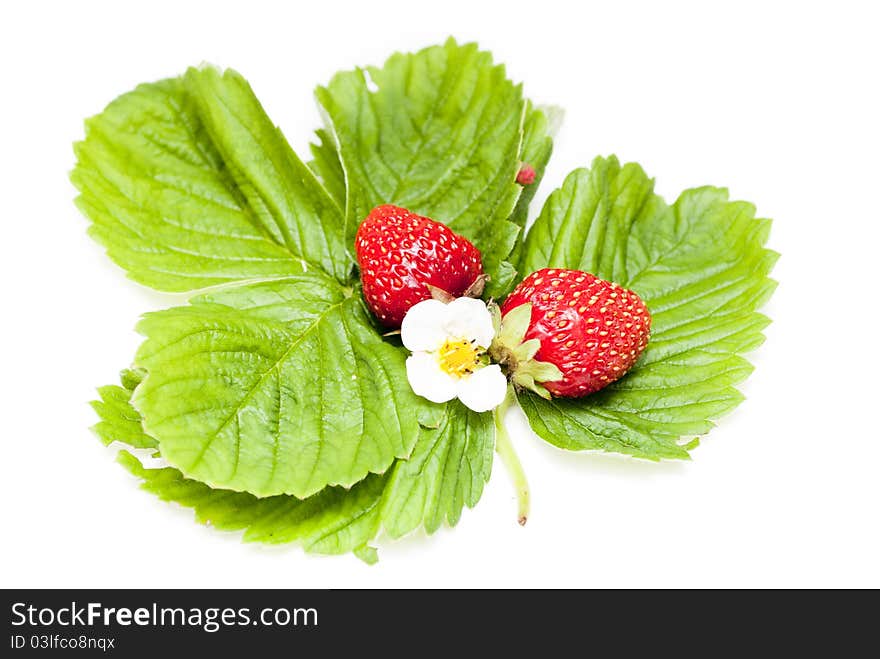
<box><xmin>355</xmin><ymin>205</ymin><xmax>484</xmax><ymax>328</ymax></box>
<box><xmin>500</xmin><ymin>268</ymin><xmax>651</xmax><ymax>397</ymax></box>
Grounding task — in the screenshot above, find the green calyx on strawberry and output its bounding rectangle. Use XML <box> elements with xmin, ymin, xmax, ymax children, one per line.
<box><xmin>488</xmin><ymin>302</ymin><xmax>563</xmax><ymax>399</ymax></box>
<box><xmin>356</xmin><ymin>204</ymin><xmax>486</xmax><ymax>328</ymax></box>
<box><xmin>492</xmin><ymin>268</ymin><xmax>652</xmax><ymax>398</ymax></box>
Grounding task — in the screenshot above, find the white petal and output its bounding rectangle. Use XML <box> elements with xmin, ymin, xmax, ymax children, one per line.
<box><xmin>405</xmin><ymin>352</ymin><xmax>458</xmax><ymax>403</ymax></box>
<box><xmin>442</xmin><ymin>297</ymin><xmax>495</xmax><ymax>348</ymax></box>
<box><xmin>401</xmin><ymin>299</ymin><xmax>449</xmax><ymax>352</ymax></box>
<box><xmin>456</xmin><ymin>364</ymin><xmax>508</xmax><ymax>413</ymax></box>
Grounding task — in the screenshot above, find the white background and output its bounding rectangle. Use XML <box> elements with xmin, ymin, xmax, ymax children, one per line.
<box><xmin>2</xmin><ymin>0</ymin><xmax>878</xmax><ymax>588</ymax></box>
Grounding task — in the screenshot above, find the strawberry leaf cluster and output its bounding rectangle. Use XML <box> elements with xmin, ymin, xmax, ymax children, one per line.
<box><xmin>75</xmin><ymin>39</ymin><xmax>776</xmax><ymax>559</ymax></box>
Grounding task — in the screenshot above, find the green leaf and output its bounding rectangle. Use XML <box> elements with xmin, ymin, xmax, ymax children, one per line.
<box><xmin>309</xmin><ymin>128</ymin><xmax>347</xmax><ymax>210</ymax></box>
<box><xmin>93</xmin><ymin>372</ymin><xmax>495</xmax><ymax>556</ymax></box>
<box><xmin>92</xmin><ymin>369</ymin><xmax>157</xmax><ymax>452</ymax></box>
<box><xmin>118</xmin><ymin>451</ymin><xmax>386</xmax><ymax>554</ymax></box>
<box><xmin>381</xmin><ymin>401</ymin><xmax>494</xmax><ymax>538</ymax></box>
<box><xmin>520</xmin><ymin>156</ymin><xmax>665</xmax><ymax>281</ymax></box>
<box><xmin>98</xmin><ymin>369</ymin><xmax>386</xmax><ymax>555</ymax></box>
<box><xmin>315</xmin><ymin>38</ymin><xmax>525</xmax><ymax>297</ymax></box>
<box><xmin>132</xmin><ymin>273</ymin><xmax>442</xmax><ymax>498</ymax></box>
<box><xmin>353</xmin><ymin>545</ymin><xmax>379</xmax><ymax>565</ymax></box>
<box><xmin>72</xmin><ymin>66</ymin><xmax>351</xmax><ymax>291</ymax></box>
<box><xmin>508</xmin><ymin>102</ymin><xmax>558</xmax><ymax>273</ymax></box>
<box><xmin>517</xmin><ymin>156</ymin><xmax>777</xmax><ymax>459</ymax></box>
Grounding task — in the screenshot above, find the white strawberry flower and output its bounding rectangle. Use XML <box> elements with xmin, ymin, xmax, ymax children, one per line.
<box><xmin>402</xmin><ymin>297</ymin><xmax>507</xmax><ymax>413</ymax></box>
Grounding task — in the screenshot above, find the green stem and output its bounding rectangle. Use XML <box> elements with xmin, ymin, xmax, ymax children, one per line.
<box><xmin>493</xmin><ymin>386</ymin><xmax>530</xmax><ymax>526</ymax></box>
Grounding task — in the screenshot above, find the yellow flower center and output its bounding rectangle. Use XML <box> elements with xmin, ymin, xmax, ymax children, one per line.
<box><xmin>437</xmin><ymin>338</ymin><xmax>482</xmax><ymax>378</ymax></box>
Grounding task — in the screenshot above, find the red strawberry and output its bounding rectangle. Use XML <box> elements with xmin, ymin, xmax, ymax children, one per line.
<box><xmin>355</xmin><ymin>205</ymin><xmax>484</xmax><ymax>328</ymax></box>
<box><xmin>499</xmin><ymin>268</ymin><xmax>651</xmax><ymax>397</ymax></box>
<box><xmin>516</xmin><ymin>164</ymin><xmax>537</xmax><ymax>186</ymax></box>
